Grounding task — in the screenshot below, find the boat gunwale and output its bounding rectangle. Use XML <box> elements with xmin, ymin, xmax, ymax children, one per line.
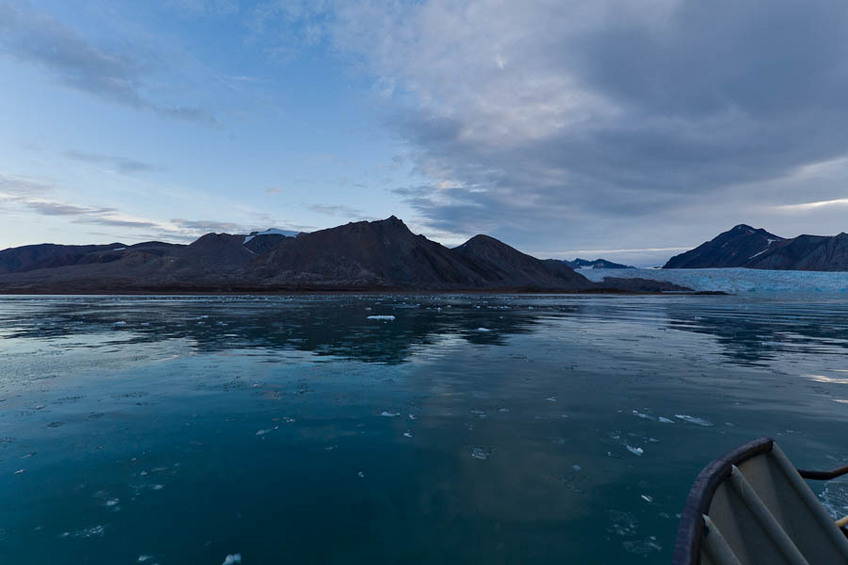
<box><xmin>672</xmin><ymin>436</ymin><xmax>775</xmax><ymax>564</ymax></box>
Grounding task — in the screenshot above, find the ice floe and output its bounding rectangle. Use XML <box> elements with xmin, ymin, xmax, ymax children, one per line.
<box><xmin>471</xmin><ymin>447</ymin><xmax>490</xmax><ymax>460</ymax></box>
<box><xmin>674</xmin><ymin>414</ymin><xmax>713</xmax><ymax>426</ymax></box>
<box><xmin>367</xmin><ymin>315</ymin><xmax>395</xmax><ymax>321</ymax></box>
<box><xmin>222</xmin><ymin>554</ymin><xmax>242</xmax><ymax>565</ymax></box>
<box><xmin>626</xmin><ymin>445</ymin><xmax>644</xmax><ymax>456</ymax></box>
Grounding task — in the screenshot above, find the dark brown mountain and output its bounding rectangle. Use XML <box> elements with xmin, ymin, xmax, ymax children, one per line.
<box><xmin>663</xmin><ymin>225</ymin><xmax>784</xmax><ymax>269</ymax></box>
<box><xmin>0</xmin><ymin>243</ymin><xmax>124</xmax><ymax>274</ymax></box>
<box><xmin>664</xmin><ymin>224</ymin><xmax>848</xmax><ymax>271</ymax></box>
<box><xmin>0</xmin><ymin>216</ymin><xmax>599</xmax><ymax>293</ymax></box>
<box><xmin>747</xmin><ymin>232</ymin><xmax>848</xmax><ymax>271</ymax></box>
<box><xmin>453</xmin><ymin>235</ymin><xmax>589</xmax><ymax>289</ymax></box>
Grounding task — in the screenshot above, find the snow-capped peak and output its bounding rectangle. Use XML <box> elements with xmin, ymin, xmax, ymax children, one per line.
<box><xmin>244</xmin><ymin>228</ymin><xmax>299</xmax><ymax>244</ymax></box>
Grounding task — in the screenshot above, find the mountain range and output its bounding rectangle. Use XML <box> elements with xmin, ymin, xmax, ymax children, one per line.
<box><xmin>564</xmin><ymin>258</ymin><xmax>634</xmax><ymax>270</ymax></box>
<box><xmin>664</xmin><ymin>224</ymin><xmax>848</xmax><ymax>271</ymax></box>
<box><xmin>0</xmin><ymin>216</ymin><xmax>636</xmax><ymax>294</ymax></box>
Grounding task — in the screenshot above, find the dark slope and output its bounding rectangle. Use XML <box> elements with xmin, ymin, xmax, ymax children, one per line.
<box><xmin>0</xmin><ymin>216</ymin><xmax>595</xmax><ymax>293</ymax></box>
<box><xmin>0</xmin><ymin>243</ymin><xmax>125</xmax><ymax>274</ymax></box>
<box><xmin>253</xmin><ymin>217</ymin><xmax>572</xmax><ymax>289</ymax></box>
<box><xmin>663</xmin><ymin>225</ymin><xmax>783</xmax><ymax>268</ymax></box>
<box><xmin>747</xmin><ymin>232</ymin><xmax>848</xmax><ymax>271</ymax></box>
<box><xmin>453</xmin><ymin>235</ymin><xmax>591</xmax><ymax>290</ymax></box>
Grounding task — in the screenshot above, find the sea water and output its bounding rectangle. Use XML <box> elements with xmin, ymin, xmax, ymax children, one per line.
<box><xmin>1</xmin><ymin>294</ymin><xmax>847</xmax><ymax>563</ymax></box>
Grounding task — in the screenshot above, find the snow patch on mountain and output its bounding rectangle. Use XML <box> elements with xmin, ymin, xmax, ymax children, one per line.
<box><xmin>243</xmin><ymin>228</ymin><xmax>299</xmax><ymax>244</ymax></box>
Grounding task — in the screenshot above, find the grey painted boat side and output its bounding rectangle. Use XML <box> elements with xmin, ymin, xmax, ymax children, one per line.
<box><xmin>674</xmin><ymin>437</ymin><xmax>848</xmax><ymax>564</ymax></box>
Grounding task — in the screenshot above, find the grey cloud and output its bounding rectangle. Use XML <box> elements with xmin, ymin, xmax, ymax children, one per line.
<box><xmin>166</xmin><ymin>0</ymin><xmax>239</xmax><ymax>17</ymax></box>
<box><xmin>308</xmin><ymin>204</ymin><xmax>370</xmax><ymax>218</ymax></box>
<box><xmin>0</xmin><ymin>3</ymin><xmax>216</xmax><ymax>125</ymax></box>
<box><xmin>0</xmin><ymin>173</ymin><xmax>54</xmax><ymax>196</ymax></box>
<box><xmin>76</xmin><ymin>217</ymin><xmax>158</xmax><ymax>229</ymax></box>
<box><xmin>25</xmin><ymin>201</ymin><xmax>113</xmax><ymax>216</ymax></box>
<box><xmin>172</xmin><ymin>219</ymin><xmax>255</xmax><ymax>233</ymax></box>
<box><xmin>63</xmin><ymin>150</ymin><xmax>157</xmax><ymax>175</ymax></box>
<box><xmin>327</xmin><ymin>0</ymin><xmax>848</xmax><ymax>262</ymax></box>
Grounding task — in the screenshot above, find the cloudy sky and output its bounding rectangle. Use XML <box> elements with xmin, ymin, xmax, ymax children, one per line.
<box><xmin>2</xmin><ymin>0</ymin><xmax>848</xmax><ymax>266</ymax></box>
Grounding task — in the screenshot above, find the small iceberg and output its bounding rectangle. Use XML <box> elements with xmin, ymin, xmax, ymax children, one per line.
<box><xmin>367</xmin><ymin>315</ymin><xmax>395</xmax><ymax>321</ymax></box>
<box><xmin>380</xmin><ymin>411</ymin><xmax>400</xmax><ymax>417</ymax></box>
<box><xmin>222</xmin><ymin>554</ymin><xmax>242</xmax><ymax>565</ymax></box>
<box><xmin>471</xmin><ymin>447</ymin><xmax>490</xmax><ymax>460</ymax></box>
<box><xmin>674</xmin><ymin>414</ymin><xmax>713</xmax><ymax>427</ymax></box>
<box><xmin>626</xmin><ymin>445</ymin><xmax>644</xmax><ymax>456</ymax></box>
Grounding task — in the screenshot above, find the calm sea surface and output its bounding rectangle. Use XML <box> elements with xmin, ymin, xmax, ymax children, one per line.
<box><xmin>1</xmin><ymin>294</ymin><xmax>847</xmax><ymax>564</ymax></box>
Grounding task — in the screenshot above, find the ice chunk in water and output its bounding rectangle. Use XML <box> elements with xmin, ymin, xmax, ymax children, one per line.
<box><xmin>626</xmin><ymin>445</ymin><xmax>644</xmax><ymax>456</ymax></box>
<box><xmin>476</xmin><ymin>327</ymin><xmax>492</xmax><ymax>332</ymax></box>
<box><xmin>403</xmin><ymin>431</ymin><xmax>413</xmax><ymax>438</ymax></box>
<box><xmin>674</xmin><ymin>414</ymin><xmax>713</xmax><ymax>426</ymax></box>
<box><xmin>658</xmin><ymin>417</ymin><xmax>674</xmax><ymax>424</ymax></box>
<box><xmin>222</xmin><ymin>554</ymin><xmax>242</xmax><ymax>565</ymax></box>
<box><xmin>367</xmin><ymin>315</ymin><xmax>395</xmax><ymax>321</ymax></box>
<box><xmin>471</xmin><ymin>447</ymin><xmax>490</xmax><ymax>460</ymax></box>
<box><xmin>380</xmin><ymin>411</ymin><xmax>400</xmax><ymax>417</ymax></box>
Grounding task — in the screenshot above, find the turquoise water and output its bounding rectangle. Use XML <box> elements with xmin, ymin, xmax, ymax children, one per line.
<box><xmin>1</xmin><ymin>295</ymin><xmax>847</xmax><ymax>563</ymax></box>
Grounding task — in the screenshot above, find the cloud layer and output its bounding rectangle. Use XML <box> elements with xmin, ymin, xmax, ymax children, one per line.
<box><xmin>0</xmin><ymin>2</ymin><xmax>217</xmax><ymax>125</ymax></box>
<box><xmin>319</xmin><ymin>0</ymin><xmax>848</xmax><ymax>258</ymax></box>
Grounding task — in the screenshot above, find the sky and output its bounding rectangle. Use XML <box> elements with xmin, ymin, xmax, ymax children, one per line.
<box><xmin>2</xmin><ymin>0</ymin><xmax>848</xmax><ymax>266</ymax></box>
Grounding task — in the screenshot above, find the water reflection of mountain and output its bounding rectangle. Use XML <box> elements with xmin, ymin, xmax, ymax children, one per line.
<box><xmin>3</xmin><ymin>297</ymin><xmax>579</xmax><ymax>364</ymax></box>
<box><xmin>664</xmin><ymin>300</ymin><xmax>848</xmax><ymax>365</ymax></box>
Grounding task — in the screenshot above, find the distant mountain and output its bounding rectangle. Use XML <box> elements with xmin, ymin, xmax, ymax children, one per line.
<box><xmin>564</xmin><ymin>258</ymin><xmax>634</xmax><ymax>270</ymax></box>
<box><xmin>0</xmin><ymin>217</ymin><xmax>600</xmax><ymax>294</ymax></box>
<box><xmin>664</xmin><ymin>225</ymin><xmax>848</xmax><ymax>271</ymax></box>
<box><xmin>0</xmin><ymin>243</ymin><xmax>125</xmax><ymax>274</ymax></box>
<box><xmin>663</xmin><ymin>225</ymin><xmax>784</xmax><ymax>268</ymax></box>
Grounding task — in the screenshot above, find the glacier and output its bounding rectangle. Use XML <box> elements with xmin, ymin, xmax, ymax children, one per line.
<box><xmin>580</xmin><ymin>267</ymin><xmax>848</xmax><ymax>294</ymax></box>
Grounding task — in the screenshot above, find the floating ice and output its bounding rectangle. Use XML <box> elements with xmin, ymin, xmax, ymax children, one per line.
<box><xmin>471</xmin><ymin>447</ymin><xmax>490</xmax><ymax>460</ymax></box>
<box><xmin>222</xmin><ymin>554</ymin><xmax>242</xmax><ymax>565</ymax></box>
<box><xmin>476</xmin><ymin>327</ymin><xmax>492</xmax><ymax>332</ymax></box>
<box><xmin>13</xmin><ymin>469</ymin><xmax>25</xmax><ymax>475</ymax></box>
<box><xmin>632</xmin><ymin>410</ymin><xmax>655</xmax><ymax>420</ymax></box>
<box><xmin>572</xmin><ymin>464</ymin><xmax>582</xmax><ymax>471</ymax></box>
<box><xmin>367</xmin><ymin>315</ymin><xmax>395</xmax><ymax>321</ymax></box>
<box><xmin>137</xmin><ymin>556</ymin><xmax>154</xmax><ymax>563</ymax></box>
<box><xmin>380</xmin><ymin>411</ymin><xmax>400</xmax><ymax>417</ymax></box>
<box><xmin>546</xmin><ymin>397</ymin><xmax>557</xmax><ymax>402</ymax></box>
<box><xmin>408</xmin><ymin>414</ymin><xmax>416</xmax><ymax>420</ymax></box>
<box><xmin>658</xmin><ymin>417</ymin><xmax>674</xmax><ymax>424</ymax></box>
<box><xmin>641</xmin><ymin>494</ymin><xmax>653</xmax><ymax>503</ymax></box>
<box><xmin>105</xmin><ymin>498</ymin><xmax>120</xmax><ymax>507</ymax></box>
<box><xmin>626</xmin><ymin>445</ymin><xmax>644</xmax><ymax>456</ymax></box>
<box><xmin>674</xmin><ymin>414</ymin><xmax>714</xmax><ymax>427</ymax></box>
<box><xmin>357</xmin><ymin>471</ymin><xmax>365</xmax><ymax>478</ymax></box>
<box><xmin>113</xmin><ymin>321</ymin><xmax>127</xmax><ymax>326</ymax></box>
<box><xmin>403</xmin><ymin>431</ymin><xmax>413</xmax><ymax>438</ymax></box>
<box><xmin>255</xmin><ymin>427</ymin><xmax>277</xmax><ymax>436</ymax></box>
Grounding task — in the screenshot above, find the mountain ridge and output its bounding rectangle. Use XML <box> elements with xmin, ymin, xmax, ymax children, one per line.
<box><xmin>0</xmin><ymin>217</ymin><xmax>610</xmax><ymax>294</ymax></box>
<box><xmin>664</xmin><ymin>225</ymin><xmax>848</xmax><ymax>270</ymax></box>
